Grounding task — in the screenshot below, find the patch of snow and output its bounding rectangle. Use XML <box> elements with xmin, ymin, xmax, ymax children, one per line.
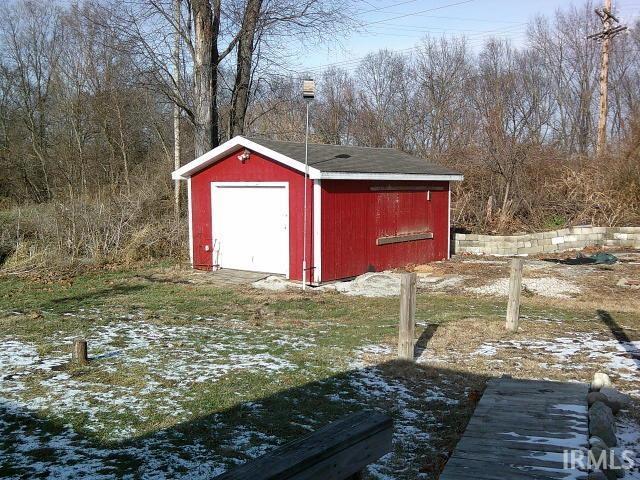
<box><xmin>514</xmin><ymin>464</ymin><xmax>587</xmax><ymax>479</ymax></box>
<box><xmin>357</xmin><ymin>344</ymin><xmax>395</xmax><ymax>356</ymax></box>
<box><xmin>0</xmin><ymin>401</ymin><xmax>228</xmax><ymax>479</ymax></box>
<box><xmin>0</xmin><ymin>340</ymin><xmax>40</xmax><ymax>368</ymax></box>
<box><xmin>340</xmin><ymin>343</ymin><xmax>458</xmax><ymax>478</ymax></box>
<box><xmin>469</xmin><ymin>333</ymin><xmax>640</xmax><ymax>389</ymax></box>
<box><xmin>615</xmin><ymin>414</ymin><xmax>640</xmax><ymax>479</ymax></box>
<box><xmin>222</xmin><ymin>427</ymin><xmax>279</xmax><ymax>459</ymax></box>
<box><xmin>471</xmin><ymin>345</ymin><xmax>497</xmax><ymax>356</ymax></box>
<box><xmin>0</xmin><ymin>319</ymin><xmax>312</xmax><ymax>442</ymax></box>
<box><xmin>501</xmin><ymin>431</ymin><xmax>587</xmax><ymax>449</ymax></box>
<box><xmin>0</xmin><ymin>313</ymin><xmax>325</xmax><ymax>478</ymax></box>
<box><xmin>551</xmin><ymin>403</ymin><xmax>588</xmax><ymax>415</ymax></box>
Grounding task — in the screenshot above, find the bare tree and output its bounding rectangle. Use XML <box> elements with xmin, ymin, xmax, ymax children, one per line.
<box><xmin>1</xmin><ymin>1</ymin><xmax>65</xmax><ymax>201</ymax></box>
<box><xmin>172</xmin><ymin>0</ymin><xmax>182</xmax><ymax>216</ymax></box>
<box><xmin>414</xmin><ymin>36</ymin><xmax>474</xmax><ymax>154</ymax></box>
<box><xmin>314</xmin><ymin>67</ymin><xmax>357</xmax><ymax>145</ymax></box>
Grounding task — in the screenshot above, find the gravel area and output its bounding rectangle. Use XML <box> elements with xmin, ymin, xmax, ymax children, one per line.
<box><xmin>466</xmin><ymin>277</ymin><xmax>582</xmax><ymax>298</ymax></box>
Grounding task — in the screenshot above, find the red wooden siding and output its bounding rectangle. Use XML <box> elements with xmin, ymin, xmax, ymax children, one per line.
<box><xmin>320</xmin><ymin>180</ymin><xmax>449</xmax><ymax>281</ymax></box>
<box><xmin>190</xmin><ymin>148</ymin><xmax>313</xmax><ymax>280</ymax></box>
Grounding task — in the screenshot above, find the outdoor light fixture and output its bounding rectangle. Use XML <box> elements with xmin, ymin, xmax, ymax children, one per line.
<box><xmin>237</xmin><ymin>148</ymin><xmax>250</xmax><ymax>162</ymax></box>
<box><xmin>302</xmin><ymin>79</ymin><xmax>315</xmax><ymax>99</ymax></box>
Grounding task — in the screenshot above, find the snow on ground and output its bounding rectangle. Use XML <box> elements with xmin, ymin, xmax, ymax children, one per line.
<box><xmin>470</xmin><ymin>333</ymin><xmax>640</xmax><ymax>388</ymax></box>
<box><xmin>466</xmin><ymin>277</ymin><xmax>582</xmax><ymax>298</ymax></box>
<box><xmin>1</xmin><ymin>317</ymin><xmax>305</xmax><ymax>438</ymax></box>
<box><xmin>326</xmin><ymin>344</ymin><xmax>460</xmax><ymax>479</ymax></box>
<box><xmin>0</xmin><ymin>311</ymin><xmax>320</xmax><ymax>479</ymax></box>
<box><xmin>1</xmin><ymin>312</ymin><xmax>459</xmax><ymax>480</ymax></box>
<box><xmin>1</xmin><ymin>402</ymin><xmax>229</xmax><ymax>480</ymax></box>
<box><xmin>616</xmin><ymin>414</ymin><xmax>640</xmax><ymax>478</ymax></box>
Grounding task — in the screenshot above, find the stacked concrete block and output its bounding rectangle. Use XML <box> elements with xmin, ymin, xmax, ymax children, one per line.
<box><xmin>454</xmin><ymin>226</ymin><xmax>640</xmax><ymax>256</ymax></box>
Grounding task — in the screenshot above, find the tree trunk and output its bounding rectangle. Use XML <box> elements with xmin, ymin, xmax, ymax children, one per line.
<box><xmin>191</xmin><ymin>0</ymin><xmax>218</xmax><ymax>157</ymax></box>
<box><xmin>173</xmin><ymin>0</ymin><xmax>182</xmax><ymax>217</ymax></box>
<box><xmin>229</xmin><ymin>0</ymin><xmax>262</xmax><ymax>137</ymax></box>
<box><xmin>114</xmin><ymin>102</ymin><xmax>131</xmax><ymax>194</ymax></box>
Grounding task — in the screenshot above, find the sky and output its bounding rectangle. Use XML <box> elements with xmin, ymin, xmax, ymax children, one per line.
<box><xmin>290</xmin><ymin>0</ymin><xmax>640</xmax><ymax>77</ymax></box>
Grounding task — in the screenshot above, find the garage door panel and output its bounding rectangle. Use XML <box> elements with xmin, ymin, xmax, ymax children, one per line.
<box><xmin>211</xmin><ymin>183</ymin><xmax>289</xmax><ymax>275</ymax></box>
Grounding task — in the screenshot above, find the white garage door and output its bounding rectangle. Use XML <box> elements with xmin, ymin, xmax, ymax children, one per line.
<box><xmin>211</xmin><ymin>182</ymin><xmax>289</xmax><ymax>275</ymax></box>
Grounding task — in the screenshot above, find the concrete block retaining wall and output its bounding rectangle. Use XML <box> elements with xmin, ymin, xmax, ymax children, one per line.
<box><xmin>454</xmin><ymin>226</ymin><xmax>640</xmax><ymax>256</ymax></box>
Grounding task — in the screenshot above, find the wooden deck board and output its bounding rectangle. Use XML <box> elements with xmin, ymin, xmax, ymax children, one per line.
<box><xmin>439</xmin><ymin>378</ymin><xmax>589</xmax><ymax>480</ymax></box>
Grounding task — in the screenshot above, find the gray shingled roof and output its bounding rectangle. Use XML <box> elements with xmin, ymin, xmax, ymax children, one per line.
<box><xmin>247</xmin><ymin>137</ymin><xmax>461</xmax><ymax>176</ymax></box>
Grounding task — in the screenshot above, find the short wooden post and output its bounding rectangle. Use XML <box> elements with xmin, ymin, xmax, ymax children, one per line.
<box><xmin>72</xmin><ymin>338</ymin><xmax>88</xmax><ymax>364</ymax></box>
<box><xmin>505</xmin><ymin>258</ymin><xmax>523</xmax><ymax>332</ymax></box>
<box><xmin>398</xmin><ymin>272</ymin><xmax>417</xmax><ymax>360</ymax></box>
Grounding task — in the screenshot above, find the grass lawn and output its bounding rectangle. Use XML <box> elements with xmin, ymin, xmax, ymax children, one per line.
<box><xmin>1</xmin><ymin>265</ymin><xmax>639</xmax><ymax>479</ymax></box>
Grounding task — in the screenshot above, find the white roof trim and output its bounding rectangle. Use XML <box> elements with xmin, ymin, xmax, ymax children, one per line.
<box><xmin>317</xmin><ymin>172</ymin><xmax>464</xmax><ymax>181</ymax></box>
<box><xmin>171</xmin><ymin>135</ymin><xmax>464</xmax><ymax>182</ymax></box>
<box><xmin>171</xmin><ymin>136</ymin><xmax>321</xmax><ymax>180</ymax></box>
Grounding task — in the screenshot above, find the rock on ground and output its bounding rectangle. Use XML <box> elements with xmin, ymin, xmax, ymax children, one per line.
<box><xmin>589</xmin><ymin>435</ymin><xmax>609</xmax><ymax>450</ymax></box>
<box><xmin>589</xmin><ymin>401</ymin><xmax>618</xmax><ymax>447</ymax></box>
<box><xmin>587</xmin><ymin>471</ymin><xmax>608</xmax><ymax>480</ymax></box>
<box><xmin>588</xmin><ymin>391</ymin><xmax>609</xmax><ymax>406</ymax></box>
<box><xmin>600</xmin><ymin>388</ymin><xmax>631</xmax><ymax>409</ymax></box>
<box><xmin>334</xmin><ymin>272</ymin><xmax>401</xmax><ymax>297</ymax></box>
<box><xmin>592</xmin><ymin>372</ymin><xmax>613</xmax><ymax>391</ymax></box>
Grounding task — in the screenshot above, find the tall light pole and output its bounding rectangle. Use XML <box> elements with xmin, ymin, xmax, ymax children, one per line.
<box><xmin>302</xmin><ymin>79</ymin><xmax>315</xmax><ymax>291</ymax></box>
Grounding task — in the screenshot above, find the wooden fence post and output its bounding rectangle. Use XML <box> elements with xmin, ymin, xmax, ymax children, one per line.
<box><xmin>72</xmin><ymin>338</ymin><xmax>88</xmax><ymax>364</ymax></box>
<box><xmin>398</xmin><ymin>272</ymin><xmax>417</xmax><ymax>360</ymax></box>
<box><xmin>505</xmin><ymin>258</ymin><xmax>523</xmax><ymax>332</ymax></box>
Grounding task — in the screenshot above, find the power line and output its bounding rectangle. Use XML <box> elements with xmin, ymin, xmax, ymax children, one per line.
<box><xmin>297</xmin><ymin>25</ymin><xmax>528</xmax><ymax>75</ymax></box>
<box><xmin>362</xmin><ymin>23</ymin><xmax>528</xmax><ymax>37</ymax></box>
<box><xmin>364</xmin><ymin>22</ymin><xmax>527</xmax><ymax>32</ymax></box>
<box><xmin>367</xmin><ymin>13</ymin><xmax>525</xmax><ymax>25</ymax></box>
<box><xmin>355</xmin><ymin>0</ymin><xmax>423</xmax><ymax>16</ymax></box>
<box><xmin>358</xmin><ymin>0</ymin><xmax>476</xmax><ymax>27</ymax></box>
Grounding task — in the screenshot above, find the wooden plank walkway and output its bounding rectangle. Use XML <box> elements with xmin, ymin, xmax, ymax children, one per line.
<box><xmin>440</xmin><ymin>377</ymin><xmax>590</xmax><ymax>480</ymax></box>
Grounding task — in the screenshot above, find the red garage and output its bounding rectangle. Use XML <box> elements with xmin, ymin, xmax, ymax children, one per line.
<box><xmin>172</xmin><ymin>136</ymin><xmax>463</xmax><ymax>284</ymax></box>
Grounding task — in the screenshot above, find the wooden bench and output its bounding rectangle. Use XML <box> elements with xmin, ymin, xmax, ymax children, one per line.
<box><xmin>215</xmin><ymin>410</ymin><xmax>393</xmax><ymax>480</ymax></box>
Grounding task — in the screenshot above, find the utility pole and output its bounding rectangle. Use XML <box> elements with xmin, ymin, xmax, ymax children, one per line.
<box><xmin>588</xmin><ymin>0</ymin><xmax>627</xmax><ymax>156</ymax></box>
